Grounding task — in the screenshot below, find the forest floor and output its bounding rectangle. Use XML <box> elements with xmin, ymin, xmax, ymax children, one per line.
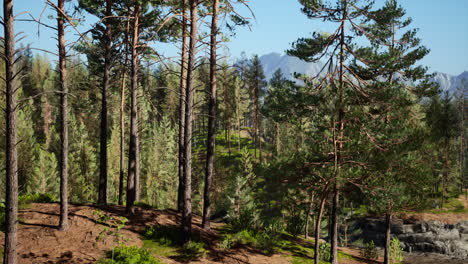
<box><xmin>398</xmin><ymin>193</ymin><xmax>468</xmax><ymax>224</ymax></box>
<box><xmin>0</xmin><ymin>203</ymin><xmax>386</xmax><ymax>264</ymax></box>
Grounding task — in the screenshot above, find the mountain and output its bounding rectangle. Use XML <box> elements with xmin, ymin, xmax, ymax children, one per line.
<box><xmin>259</xmin><ymin>52</ymin><xmax>467</xmax><ymax>95</ymax></box>
<box><xmin>431</xmin><ymin>71</ymin><xmax>468</xmax><ymax>95</ymax></box>
<box><xmin>259</xmin><ymin>52</ymin><xmax>324</xmax><ymax>81</ymax></box>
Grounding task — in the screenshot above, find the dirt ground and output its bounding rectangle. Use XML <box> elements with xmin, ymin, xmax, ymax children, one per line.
<box><xmin>1</xmin><ymin>203</ymin><xmax>466</xmax><ymax>264</ymax></box>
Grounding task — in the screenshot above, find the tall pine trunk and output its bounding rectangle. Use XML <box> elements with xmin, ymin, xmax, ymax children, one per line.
<box><xmin>202</xmin><ymin>0</ymin><xmax>219</xmax><ymax>230</ymax></box>
<box><xmin>98</xmin><ymin>0</ymin><xmax>113</xmax><ymax>205</ymax></box>
<box><xmin>118</xmin><ymin>15</ymin><xmax>130</xmax><ymax>205</ymax></box>
<box><xmin>330</xmin><ymin>2</ymin><xmax>346</xmax><ymax>262</ymax></box>
<box><xmin>304</xmin><ymin>191</ymin><xmax>314</xmax><ymax>238</ymax></box>
<box><xmin>57</xmin><ymin>0</ymin><xmax>69</xmax><ymax>232</ymax></box>
<box><xmin>177</xmin><ymin>0</ymin><xmax>188</xmax><ymax>212</ymax></box>
<box><xmin>314</xmin><ymin>193</ymin><xmax>327</xmax><ymax>264</ymax></box>
<box><xmin>384</xmin><ymin>213</ymin><xmax>392</xmax><ymax>264</ymax></box>
<box><xmin>3</xmin><ymin>0</ymin><xmax>19</xmax><ymax>262</ymax></box>
<box><xmin>126</xmin><ymin>2</ymin><xmax>140</xmax><ymax>214</ymax></box>
<box><xmin>182</xmin><ymin>0</ymin><xmax>198</xmax><ymax>244</ymax></box>
<box><xmin>330</xmin><ymin>185</ymin><xmax>340</xmax><ymax>263</ymax></box>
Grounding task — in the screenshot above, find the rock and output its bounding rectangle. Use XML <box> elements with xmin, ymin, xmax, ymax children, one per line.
<box><xmin>347</xmin><ymin>218</ymin><xmax>468</xmax><ymax>260</ymax></box>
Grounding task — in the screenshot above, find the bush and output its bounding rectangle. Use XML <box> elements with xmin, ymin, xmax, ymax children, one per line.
<box><xmin>254</xmin><ymin>232</ymin><xmax>277</xmax><ymax>254</ymax></box>
<box><xmin>97</xmin><ymin>246</ymin><xmax>163</xmax><ymax>264</ymax></box>
<box><xmin>219</xmin><ymin>229</ymin><xmax>256</xmax><ymax>249</ymax></box>
<box><xmin>0</xmin><ymin>203</ymin><xmax>5</xmax><ymax>232</ymax></box>
<box><xmin>360</xmin><ymin>240</ymin><xmax>379</xmax><ymax>260</ymax></box>
<box><xmin>181</xmin><ymin>241</ymin><xmax>207</xmax><ymax>260</ymax></box>
<box><xmin>319</xmin><ymin>242</ymin><xmax>331</xmax><ymax>261</ymax></box>
<box><xmin>230</xmin><ymin>207</ymin><xmax>260</xmax><ymax>232</ymax></box>
<box><xmin>390</xmin><ymin>237</ymin><xmax>404</xmax><ymax>263</ymax></box>
<box><xmin>19</xmin><ymin>193</ymin><xmax>55</xmax><ymax>205</ymax></box>
<box><xmin>144</xmin><ymin>224</ymin><xmax>183</xmax><ymax>246</ymax></box>
<box><xmin>285</xmin><ymin>216</ymin><xmax>305</xmax><ymax>237</ymax></box>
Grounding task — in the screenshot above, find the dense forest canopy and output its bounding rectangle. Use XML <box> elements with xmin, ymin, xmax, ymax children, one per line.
<box><xmin>0</xmin><ymin>0</ymin><xmax>466</xmax><ymax>264</ymax></box>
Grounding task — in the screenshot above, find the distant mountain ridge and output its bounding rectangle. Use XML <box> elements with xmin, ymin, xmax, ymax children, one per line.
<box><xmin>259</xmin><ymin>53</ymin><xmax>467</xmax><ymax>95</ymax></box>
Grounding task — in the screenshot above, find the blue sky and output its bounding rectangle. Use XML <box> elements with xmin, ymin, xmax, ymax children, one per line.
<box><xmin>6</xmin><ymin>0</ymin><xmax>468</xmax><ymax>75</ymax></box>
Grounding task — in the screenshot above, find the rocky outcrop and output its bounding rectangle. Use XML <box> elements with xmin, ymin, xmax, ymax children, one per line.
<box><xmin>349</xmin><ymin>218</ymin><xmax>468</xmax><ymax>259</ymax></box>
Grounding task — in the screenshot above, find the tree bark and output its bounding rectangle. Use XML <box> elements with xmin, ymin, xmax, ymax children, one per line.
<box><xmin>330</xmin><ymin>185</ymin><xmax>339</xmax><ymax>264</ymax></box>
<box><xmin>126</xmin><ymin>1</ymin><xmax>140</xmax><ymax>214</ymax></box>
<box><xmin>57</xmin><ymin>0</ymin><xmax>69</xmax><ymax>232</ymax></box>
<box><xmin>177</xmin><ymin>0</ymin><xmax>188</xmax><ymax>212</ymax></box>
<box><xmin>3</xmin><ymin>0</ymin><xmax>19</xmax><ymax>263</ymax></box>
<box><xmin>98</xmin><ymin>0</ymin><xmax>113</xmax><ymax>205</ymax></box>
<box><xmin>384</xmin><ymin>213</ymin><xmax>392</xmax><ymax>264</ymax></box>
<box><xmin>314</xmin><ymin>193</ymin><xmax>327</xmax><ymax>264</ymax></box>
<box><xmin>182</xmin><ymin>0</ymin><xmax>198</xmax><ymax>244</ymax></box>
<box><xmin>330</xmin><ymin>2</ymin><xmax>347</xmax><ymax>262</ymax></box>
<box><xmin>305</xmin><ymin>191</ymin><xmax>315</xmax><ymax>239</ymax></box>
<box><xmin>118</xmin><ymin>13</ymin><xmax>130</xmax><ymax>206</ymax></box>
<box><xmin>202</xmin><ymin>0</ymin><xmax>219</xmax><ymax>230</ymax></box>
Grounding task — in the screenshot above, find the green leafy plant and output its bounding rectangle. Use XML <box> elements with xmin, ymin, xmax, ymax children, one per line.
<box><xmin>319</xmin><ymin>242</ymin><xmax>331</xmax><ymax>261</ymax></box>
<box><xmin>96</xmin><ymin>246</ymin><xmax>163</xmax><ymax>264</ymax></box>
<box><xmin>0</xmin><ymin>203</ymin><xmax>5</xmax><ymax>232</ymax></box>
<box><xmin>360</xmin><ymin>240</ymin><xmax>379</xmax><ymax>260</ymax></box>
<box><xmin>219</xmin><ymin>229</ymin><xmax>256</xmax><ymax>249</ymax></box>
<box><xmin>93</xmin><ymin>209</ymin><xmax>113</xmax><ymax>224</ymax></box>
<box><xmin>286</xmin><ymin>215</ymin><xmax>305</xmax><ymax>237</ymax></box>
<box><xmin>180</xmin><ymin>241</ymin><xmax>207</xmax><ymax>260</ymax></box>
<box><xmin>144</xmin><ymin>224</ymin><xmax>183</xmax><ymax>246</ymax></box>
<box><xmin>18</xmin><ymin>193</ymin><xmax>55</xmax><ymax>206</ymax></box>
<box><xmin>390</xmin><ymin>237</ymin><xmax>404</xmax><ymax>263</ymax></box>
<box><xmin>92</xmin><ymin>210</ymin><xmax>128</xmax><ymax>245</ymax></box>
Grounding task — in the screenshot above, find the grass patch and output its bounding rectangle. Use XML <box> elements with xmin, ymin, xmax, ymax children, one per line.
<box><xmin>425</xmin><ymin>198</ymin><xmax>467</xmax><ymax>214</ymax></box>
<box><xmin>96</xmin><ymin>245</ymin><xmax>164</xmax><ymax>264</ymax></box>
<box><xmin>143</xmin><ymin>224</ymin><xmax>207</xmax><ymax>261</ymax></box>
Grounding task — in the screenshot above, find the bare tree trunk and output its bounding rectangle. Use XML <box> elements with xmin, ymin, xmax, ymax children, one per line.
<box><xmin>330</xmin><ymin>2</ymin><xmax>347</xmax><ymax>262</ymax></box>
<box><xmin>98</xmin><ymin>0</ymin><xmax>113</xmax><ymax>205</ymax></box>
<box><xmin>135</xmin><ymin>106</ymin><xmax>140</xmax><ymax>201</ymax></box>
<box><xmin>384</xmin><ymin>213</ymin><xmax>392</xmax><ymax>264</ymax></box>
<box><xmin>182</xmin><ymin>0</ymin><xmax>198</xmax><ymax>244</ymax></box>
<box><xmin>3</xmin><ymin>1</ymin><xmax>19</xmax><ymax>263</ymax></box>
<box><xmin>177</xmin><ymin>0</ymin><xmax>188</xmax><ymax>212</ymax></box>
<box><xmin>305</xmin><ymin>191</ymin><xmax>315</xmax><ymax>238</ymax></box>
<box><xmin>126</xmin><ymin>1</ymin><xmax>140</xmax><ymax>214</ymax></box>
<box><xmin>57</xmin><ymin>0</ymin><xmax>69</xmax><ymax>232</ymax></box>
<box><xmin>202</xmin><ymin>0</ymin><xmax>219</xmax><ymax>230</ymax></box>
<box><xmin>118</xmin><ymin>15</ymin><xmax>130</xmax><ymax>206</ymax></box>
<box><xmin>330</xmin><ymin>185</ymin><xmax>339</xmax><ymax>264</ymax></box>
<box><xmin>314</xmin><ymin>193</ymin><xmax>327</xmax><ymax>264</ymax></box>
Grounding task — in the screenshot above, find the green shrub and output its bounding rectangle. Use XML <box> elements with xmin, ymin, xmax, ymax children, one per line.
<box><xmin>180</xmin><ymin>241</ymin><xmax>207</xmax><ymax>260</ymax></box>
<box><xmin>230</xmin><ymin>207</ymin><xmax>260</xmax><ymax>232</ymax></box>
<box><xmin>285</xmin><ymin>216</ymin><xmax>305</xmax><ymax>237</ymax></box>
<box><xmin>144</xmin><ymin>224</ymin><xmax>183</xmax><ymax>246</ymax></box>
<box><xmin>219</xmin><ymin>229</ymin><xmax>256</xmax><ymax>249</ymax></box>
<box><xmin>390</xmin><ymin>237</ymin><xmax>404</xmax><ymax>263</ymax></box>
<box><xmin>0</xmin><ymin>203</ymin><xmax>5</xmax><ymax>232</ymax></box>
<box><xmin>319</xmin><ymin>242</ymin><xmax>331</xmax><ymax>261</ymax></box>
<box><xmin>254</xmin><ymin>232</ymin><xmax>278</xmax><ymax>254</ymax></box>
<box><xmin>97</xmin><ymin>246</ymin><xmax>163</xmax><ymax>264</ymax></box>
<box><xmin>360</xmin><ymin>240</ymin><xmax>379</xmax><ymax>260</ymax></box>
<box><xmin>262</xmin><ymin>218</ymin><xmax>285</xmax><ymax>236</ymax></box>
<box><xmin>19</xmin><ymin>193</ymin><xmax>55</xmax><ymax>205</ymax></box>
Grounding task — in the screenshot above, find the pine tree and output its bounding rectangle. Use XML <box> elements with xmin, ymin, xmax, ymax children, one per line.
<box><xmin>202</xmin><ymin>0</ymin><xmax>220</xmax><ymax>230</ymax></box>
<box><xmin>56</xmin><ymin>0</ymin><xmax>70</xmax><ymax>231</ymax></box>
<box><xmin>3</xmin><ymin>0</ymin><xmax>19</xmax><ymax>262</ymax></box>
<box><xmin>246</xmin><ymin>55</ymin><xmax>266</xmax><ymax>163</ymax></box>
<box><xmin>347</xmin><ymin>1</ymin><xmax>438</xmax><ymax>262</ymax></box>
